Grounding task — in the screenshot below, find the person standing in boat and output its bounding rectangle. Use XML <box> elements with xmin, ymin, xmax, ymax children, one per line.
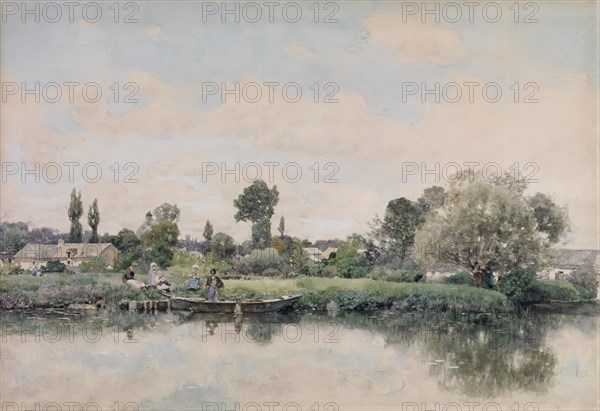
<box><xmin>205</xmin><ymin>268</ymin><xmax>224</xmax><ymax>302</ymax></box>
<box><xmin>148</xmin><ymin>262</ymin><xmax>159</xmax><ymax>286</ymax></box>
<box><xmin>187</xmin><ymin>265</ymin><xmax>201</xmax><ymax>291</ymax></box>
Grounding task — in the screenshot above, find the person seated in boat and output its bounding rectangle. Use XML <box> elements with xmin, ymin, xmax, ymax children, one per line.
<box><xmin>147</xmin><ymin>262</ymin><xmax>159</xmax><ymax>286</ymax></box>
<box><xmin>205</xmin><ymin>268</ymin><xmax>224</xmax><ymax>302</ymax></box>
<box><xmin>156</xmin><ymin>272</ymin><xmax>171</xmax><ymax>293</ymax></box>
<box><xmin>186</xmin><ymin>265</ymin><xmax>201</xmax><ymax>290</ymax></box>
<box><xmin>122</xmin><ymin>262</ymin><xmax>146</xmax><ymax>289</ymax></box>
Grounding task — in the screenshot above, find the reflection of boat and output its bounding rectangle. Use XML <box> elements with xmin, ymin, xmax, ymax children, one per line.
<box><xmin>168</xmin><ymin>295</ymin><xmax>303</xmax><ymax>313</ymax></box>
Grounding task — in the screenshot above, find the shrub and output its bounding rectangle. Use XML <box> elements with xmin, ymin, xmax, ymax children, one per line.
<box><xmin>529</xmin><ymin>280</ymin><xmax>581</xmax><ymax>302</ymax></box>
<box><xmin>442</xmin><ymin>271</ymin><xmax>474</xmax><ymax>286</ymax></box>
<box><xmin>79</xmin><ymin>257</ymin><xmax>108</xmax><ymax>273</ymax></box>
<box><xmin>347</xmin><ymin>266</ymin><xmax>371</xmax><ymax>279</ymax></box>
<box><xmin>142</xmin><ymin>244</ymin><xmax>174</xmax><ymax>268</ymax></box>
<box><xmin>368</xmin><ymin>269</ymin><xmax>425</xmax><ymax>283</ymax></box>
<box><xmin>1</xmin><ymin>264</ymin><xmax>25</xmax><ymax>276</ymax></box>
<box><xmin>570</xmin><ymin>283</ymin><xmax>596</xmax><ymax>300</ymax></box>
<box><xmin>569</xmin><ymin>262</ymin><xmax>599</xmax><ymax>295</ymax></box>
<box><xmin>498</xmin><ymin>267</ymin><xmax>536</xmax><ymax>304</ymax></box>
<box><xmin>321</xmin><ymin>265</ymin><xmax>339</xmax><ymax>278</ymax></box>
<box><xmin>41</xmin><ymin>259</ymin><xmax>66</xmax><ymax>273</ymax></box>
<box><xmin>235</xmin><ymin>248</ymin><xmax>283</xmax><ymax>274</ymax></box>
<box><xmin>261</xmin><ymin>268</ymin><xmax>282</xmax><ymax>277</ymax></box>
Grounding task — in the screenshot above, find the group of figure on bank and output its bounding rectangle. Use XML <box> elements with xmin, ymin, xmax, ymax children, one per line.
<box><xmin>121</xmin><ymin>262</ymin><xmax>224</xmax><ymax>302</ymax></box>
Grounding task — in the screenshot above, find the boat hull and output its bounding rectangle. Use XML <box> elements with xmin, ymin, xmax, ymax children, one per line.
<box><xmin>170</xmin><ymin>295</ymin><xmax>303</xmax><ymax>313</ymax></box>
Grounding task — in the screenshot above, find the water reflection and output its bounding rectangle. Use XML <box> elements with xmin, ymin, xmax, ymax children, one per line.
<box><xmin>1</xmin><ymin>306</ymin><xmax>597</xmax><ymax>408</ymax></box>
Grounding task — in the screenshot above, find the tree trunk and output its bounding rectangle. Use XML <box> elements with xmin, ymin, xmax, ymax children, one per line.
<box><xmin>471</xmin><ymin>263</ymin><xmax>492</xmax><ymax>288</ymax></box>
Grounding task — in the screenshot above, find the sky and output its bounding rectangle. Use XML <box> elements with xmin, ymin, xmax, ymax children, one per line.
<box><xmin>0</xmin><ymin>1</ymin><xmax>598</xmax><ymax>249</ymax></box>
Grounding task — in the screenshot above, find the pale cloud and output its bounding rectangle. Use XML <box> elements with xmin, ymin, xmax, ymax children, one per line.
<box><xmin>362</xmin><ymin>12</ymin><xmax>466</xmax><ymax>65</ymax></box>
<box><xmin>147</xmin><ymin>24</ymin><xmax>162</xmax><ymax>41</ymax></box>
<box><xmin>282</xmin><ymin>44</ymin><xmax>311</xmax><ymax>58</ymax></box>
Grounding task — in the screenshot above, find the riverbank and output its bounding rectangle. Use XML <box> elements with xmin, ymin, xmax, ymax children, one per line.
<box><xmin>2</xmin><ymin>272</ymin><xmax>597</xmax><ymax>313</ymax></box>
<box><xmin>0</xmin><ymin>272</ymin><xmax>512</xmax><ymax>313</ymax></box>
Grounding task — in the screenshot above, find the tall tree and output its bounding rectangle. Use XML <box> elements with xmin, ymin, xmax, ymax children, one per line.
<box><xmin>251</xmin><ymin>219</ymin><xmax>272</xmax><ymax>249</ymax></box>
<box><xmin>3</xmin><ymin>227</ymin><xmax>28</xmax><ymax>254</ymax></box>
<box><xmin>417</xmin><ymin>186</ymin><xmax>446</xmax><ymax>214</ymax></box>
<box><xmin>233</xmin><ymin>180</ymin><xmax>279</xmax><ymax>249</ymax></box>
<box><xmin>140</xmin><ymin>218</ymin><xmax>180</xmax><ymax>249</ymax></box>
<box><xmin>139</xmin><ymin>217</ymin><xmax>180</xmax><ymax>267</ymax></box>
<box><xmin>105</xmin><ymin>228</ymin><xmax>143</xmax><ymax>269</ymax></box>
<box><xmin>153</xmin><ymin>203</ymin><xmax>180</xmax><ymax>222</ymax></box>
<box><xmin>87</xmin><ymin>198</ymin><xmax>100</xmax><ymax>243</ymax></box>
<box><xmin>278</xmin><ymin>216</ymin><xmax>285</xmax><ymax>238</ymax></box>
<box><xmin>371</xmin><ymin>197</ymin><xmax>424</xmax><ymax>266</ymax></box>
<box><xmin>414</xmin><ymin>173</ymin><xmax>569</xmax><ymax>288</ymax></box>
<box><xmin>28</xmin><ymin>227</ymin><xmax>60</xmax><ymax>244</ymax></box>
<box><xmin>68</xmin><ymin>189</ymin><xmax>83</xmax><ymax>243</ymax></box>
<box><xmin>211</xmin><ymin>232</ymin><xmax>236</xmax><ymax>260</ymax></box>
<box><xmin>527</xmin><ymin>193</ymin><xmax>570</xmax><ymax>244</ymax></box>
<box><xmin>203</xmin><ymin>220</ymin><xmax>214</xmax><ymax>242</ymax></box>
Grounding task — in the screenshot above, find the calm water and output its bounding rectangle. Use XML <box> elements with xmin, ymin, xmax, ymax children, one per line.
<box><xmin>1</xmin><ymin>307</ymin><xmax>598</xmax><ymax>411</ymax></box>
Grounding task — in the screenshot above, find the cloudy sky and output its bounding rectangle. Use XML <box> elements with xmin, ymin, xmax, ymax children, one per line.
<box><xmin>1</xmin><ymin>1</ymin><xmax>598</xmax><ymax>248</ymax></box>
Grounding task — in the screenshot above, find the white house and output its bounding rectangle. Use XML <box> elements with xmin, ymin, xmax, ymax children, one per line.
<box><xmin>14</xmin><ymin>239</ymin><xmax>119</xmax><ymax>269</ymax></box>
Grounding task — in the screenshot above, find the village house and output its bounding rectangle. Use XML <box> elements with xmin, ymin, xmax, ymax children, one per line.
<box><xmin>14</xmin><ymin>239</ymin><xmax>119</xmax><ymax>269</ymax></box>
<box><xmin>303</xmin><ymin>247</ymin><xmax>323</xmax><ymax>262</ymax></box>
<box><xmin>538</xmin><ymin>249</ymin><xmax>600</xmax><ymax>280</ymax></box>
<box><xmin>303</xmin><ymin>246</ymin><xmax>339</xmax><ymax>262</ymax></box>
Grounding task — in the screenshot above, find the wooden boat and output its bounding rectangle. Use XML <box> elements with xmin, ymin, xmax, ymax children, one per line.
<box><xmin>168</xmin><ymin>294</ymin><xmax>303</xmax><ymax>313</ymax></box>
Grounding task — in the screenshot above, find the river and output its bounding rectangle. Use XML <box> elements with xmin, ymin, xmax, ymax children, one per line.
<box><xmin>1</xmin><ymin>306</ymin><xmax>598</xmax><ymax>411</ymax></box>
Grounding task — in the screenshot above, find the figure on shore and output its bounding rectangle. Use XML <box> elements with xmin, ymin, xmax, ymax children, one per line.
<box><xmin>122</xmin><ymin>262</ymin><xmax>146</xmax><ymax>289</ymax></box>
<box><xmin>148</xmin><ymin>262</ymin><xmax>159</xmax><ymax>286</ymax></box>
<box><xmin>205</xmin><ymin>268</ymin><xmax>224</xmax><ymax>302</ymax></box>
<box><xmin>156</xmin><ymin>272</ymin><xmax>171</xmax><ymax>293</ymax></box>
<box><xmin>187</xmin><ymin>265</ymin><xmax>201</xmax><ymax>291</ymax></box>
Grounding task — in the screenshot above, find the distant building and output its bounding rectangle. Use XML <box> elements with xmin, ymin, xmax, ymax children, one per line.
<box><xmin>538</xmin><ymin>249</ymin><xmax>600</xmax><ymax>280</ymax></box>
<box><xmin>14</xmin><ymin>239</ymin><xmax>119</xmax><ymax>269</ymax></box>
<box><xmin>303</xmin><ymin>246</ymin><xmax>340</xmax><ymax>262</ymax></box>
<box><xmin>321</xmin><ymin>247</ymin><xmax>338</xmax><ymax>259</ymax></box>
<box><xmin>303</xmin><ymin>247</ymin><xmax>323</xmax><ymax>262</ymax></box>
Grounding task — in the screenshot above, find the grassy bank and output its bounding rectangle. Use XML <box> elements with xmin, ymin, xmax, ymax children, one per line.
<box><xmin>0</xmin><ymin>272</ymin><xmax>514</xmax><ymax>313</ymax></box>
<box><xmin>0</xmin><ymin>272</ymin><xmax>165</xmax><ymax>309</ymax></box>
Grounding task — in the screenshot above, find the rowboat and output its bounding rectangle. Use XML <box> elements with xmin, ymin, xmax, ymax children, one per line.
<box><xmin>168</xmin><ymin>294</ymin><xmax>303</xmax><ymax>313</ymax></box>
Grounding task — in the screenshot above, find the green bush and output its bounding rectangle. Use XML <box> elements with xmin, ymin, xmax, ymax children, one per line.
<box><xmin>498</xmin><ymin>267</ymin><xmax>536</xmax><ymax>304</ymax></box>
<box><xmin>235</xmin><ymin>248</ymin><xmax>283</xmax><ymax>274</ymax></box>
<box><xmin>143</xmin><ymin>244</ymin><xmax>174</xmax><ymax>268</ymax></box>
<box><xmin>261</xmin><ymin>268</ymin><xmax>282</xmax><ymax>277</ymax></box>
<box><xmin>113</xmin><ymin>254</ymin><xmax>137</xmax><ymax>271</ymax></box>
<box><xmin>79</xmin><ymin>257</ymin><xmax>109</xmax><ymax>273</ymax></box>
<box><xmin>442</xmin><ymin>271</ymin><xmax>474</xmax><ymax>286</ymax></box>
<box><xmin>41</xmin><ymin>259</ymin><xmax>66</xmax><ymax>273</ymax></box>
<box><xmin>529</xmin><ymin>280</ymin><xmax>581</xmax><ymax>302</ymax></box>
<box><xmin>368</xmin><ymin>269</ymin><xmax>425</xmax><ymax>283</ymax></box>
<box><xmin>569</xmin><ymin>262</ymin><xmax>599</xmax><ymax>295</ymax></box>
<box><xmin>1</xmin><ymin>264</ymin><xmax>25</xmax><ymax>276</ymax></box>
<box><xmin>570</xmin><ymin>283</ymin><xmax>596</xmax><ymax>300</ymax></box>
